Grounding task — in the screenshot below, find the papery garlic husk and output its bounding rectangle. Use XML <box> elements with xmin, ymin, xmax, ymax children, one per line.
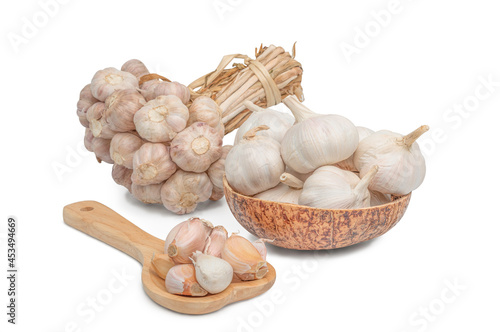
<box><xmin>164</xmin><ymin>219</ymin><xmax>191</xmax><ymax>253</ymax></box>
<box><xmin>160</xmin><ymin>170</ymin><xmax>213</xmax><ymax>214</ymax></box>
<box><xmin>299</xmin><ymin>165</ymin><xmax>379</xmax><ymax>209</ymax></box>
<box><xmin>204</xmin><ymin>226</ymin><xmax>228</xmax><ymax>257</ymax></box>
<box><xmin>254</xmin><ymin>172</ymin><xmax>303</xmax><ymax>204</ymax></box>
<box><xmin>221</xmin><ymin>234</ymin><xmax>268</xmax><ymax>281</ymax></box>
<box><xmin>170</xmin><ymin>122</ymin><xmax>223</xmax><ymax>173</ymax></box>
<box><xmin>134</xmin><ymin>95</ymin><xmax>189</xmax><ymax>142</ymax></box>
<box><xmin>153</xmin><ymin>81</ymin><xmax>191</xmax><ymax>105</ymax></box>
<box><xmin>190</xmin><ymin>251</ymin><xmax>233</xmax><ymax>294</ymax></box>
<box><xmin>90</xmin><ymin>67</ymin><xmax>139</xmax><ymax>101</ymax></box>
<box><xmin>165</xmin><ymin>264</ymin><xmax>208</xmax><ymax>297</ymax></box>
<box><xmin>87</xmin><ymin>102</ymin><xmax>116</xmax><ymax>139</ymax></box>
<box><xmin>187</xmin><ymin>96</ymin><xmax>222</xmax><ymax>128</ymax></box>
<box><xmin>92</xmin><ymin>137</ymin><xmax>113</xmax><ymax>164</ymax></box>
<box><xmin>131</xmin><ymin>182</ymin><xmax>163</xmax><ymax>204</ymax></box>
<box><xmin>151</xmin><ymin>253</ymin><xmax>175</xmax><ymax>280</ymax></box>
<box><xmin>110</xmin><ymin>133</ymin><xmax>143</xmax><ymax>168</ymax></box>
<box><xmin>104</xmin><ymin>89</ymin><xmax>146</xmax><ymax>132</ymax></box>
<box><xmin>77</xmin><ymin>84</ymin><xmax>98</xmax><ymax>127</ymax></box>
<box><xmin>335</xmin><ymin>126</ymin><xmax>375</xmax><ymax>172</ymax></box>
<box><xmin>370</xmin><ymin>190</ymin><xmax>392</xmax><ymax>206</ymax></box>
<box><xmin>225</xmin><ymin>125</ymin><xmax>285</xmax><ymax>196</ymax></box>
<box><xmin>132</xmin><ymin>143</ymin><xmax>177</xmax><ymax>185</ymax></box>
<box><xmin>84</xmin><ymin>128</ymin><xmax>94</xmax><ymax>152</ymax></box>
<box><xmin>234</xmin><ymin>101</ymin><xmax>294</xmax><ymax>144</ymax></box>
<box><xmin>121</xmin><ymin>59</ymin><xmax>150</xmax><ymax>80</ymax></box>
<box><xmin>354</xmin><ymin>125</ymin><xmax>429</xmax><ymax>195</ymax></box>
<box><xmin>140</xmin><ymin>80</ymin><xmax>162</xmax><ymax>100</ymax></box>
<box><xmin>166</xmin><ymin>217</ymin><xmax>213</xmax><ymax>264</ymax></box>
<box><xmin>207</xmin><ymin>145</ymin><xmax>232</xmax><ymax>201</ymax></box>
<box><xmin>112</xmin><ymin>164</ymin><xmax>133</xmax><ymax>192</ymax></box>
<box><xmin>281</xmin><ymin>95</ymin><xmax>359</xmax><ymax>173</ymax></box>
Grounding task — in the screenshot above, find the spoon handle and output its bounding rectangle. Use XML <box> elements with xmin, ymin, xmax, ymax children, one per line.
<box><xmin>63</xmin><ymin>201</ymin><xmax>164</xmax><ymax>264</ymax></box>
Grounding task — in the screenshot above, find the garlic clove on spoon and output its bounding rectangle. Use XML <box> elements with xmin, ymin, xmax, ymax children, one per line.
<box><xmin>203</xmin><ymin>226</ymin><xmax>228</xmax><ymax>258</ymax></box>
<box><xmin>190</xmin><ymin>251</ymin><xmax>233</xmax><ymax>294</ymax></box>
<box><xmin>166</xmin><ymin>217</ymin><xmax>213</xmax><ymax>264</ymax></box>
<box><xmin>151</xmin><ymin>253</ymin><xmax>175</xmax><ymax>280</ymax></box>
<box><xmin>221</xmin><ymin>234</ymin><xmax>267</xmax><ymax>281</ymax></box>
<box><xmin>165</xmin><ymin>264</ymin><xmax>208</xmax><ymax>297</ymax></box>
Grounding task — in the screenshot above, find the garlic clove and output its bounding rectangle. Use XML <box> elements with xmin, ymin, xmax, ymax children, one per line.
<box><xmin>165</xmin><ymin>264</ymin><xmax>208</xmax><ymax>297</ymax></box>
<box><xmin>131</xmin><ymin>143</ymin><xmax>177</xmax><ymax>185</ymax></box>
<box><xmin>87</xmin><ymin>102</ymin><xmax>117</xmax><ymax>139</ymax></box>
<box><xmin>91</xmin><ymin>137</ymin><xmax>113</xmax><ymax>164</ymax></box>
<box><xmin>252</xmin><ymin>238</ymin><xmax>273</xmax><ymax>261</ymax></box>
<box><xmin>164</xmin><ymin>219</ymin><xmax>191</xmax><ymax>253</ymax></box>
<box><xmin>221</xmin><ymin>234</ymin><xmax>267</xmax><ymax>280</ymax></box>
<box><xmin>203</xmin><ymin>226</ymin><xmax>228</xmax><ymax>258</ymax></box>
<box><xmin>112</xmin><ymin>164</ymin><xmax>133</xmax><ymax>192</ymax></box>
<box><xmin>150</xmin><ymin>253</ymin><xmax>175</xmax><ymax>280</ymax></box>
<box><xmin>131</xmin><ymin>182</ymin><xmax>164</xmax><ymax>204</ymax></box>
<box><xmin>104</xmin><ymin>89</ymin><xmax>146</xmax><ymax>132</ymax></box>
<box><xmin>90</xmin><ymin>67</ymin><xmax>139</xmax><ymax>101</ymax></box>
<box><xmin>187</xmin><ymin>96</ymin><xmax>222</xmax><ymax>129</ymax></box>
<box><xmin>190</xmin><ymin>251</ymin><xmax>233</xmax><ymax>294</ymax></box>
<box><xmin>154</xmin><ymin>81</ymin><xmax>191</xmax><ymax>105</ymax></box>
<box><xmin>121</xmin><ymin>59</ymin><xmax>150</xmax><ymax>80</ymax></box>
<box><xmin>236</xmin><ymin>265</ymin><xmax>269</xmax><ymax>281</ymax></box>
<box><xmin>110</xmin><ymin>133</ymin><xmax>144</xmax><ymax>168</ymax></box>
<box><xmin>166</xmin><ymin>217</ymin><xmax>213</xmax><ymax>264</ymax></box>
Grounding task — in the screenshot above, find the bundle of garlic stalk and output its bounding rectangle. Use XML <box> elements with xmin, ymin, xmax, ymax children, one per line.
<box><xmin>76</xmin><ymin>45</ymin><xmax>304</xmax><ymax>214</ymax></box>
<box><xmin>151</xmin><ymin>218</ymin><xmax>270</xmax><ymax>296</ymax></box>
<box><xmin>226</xmin><ymin>98</ymin><xmax>429</xmax><ymax>209</ymax></box>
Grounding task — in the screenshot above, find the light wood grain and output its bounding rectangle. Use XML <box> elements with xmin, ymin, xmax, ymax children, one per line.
<box><xmin>63</xmin><ymin>201</ymin><xmax>276</xmax><ymax>314</ymax></box>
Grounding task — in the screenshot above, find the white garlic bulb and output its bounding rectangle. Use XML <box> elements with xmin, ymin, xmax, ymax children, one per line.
<box><xmin>140</xmin><ymin>80</ymin><xmax>162</xmax><ymax>100</ymax></box>
<box><xmin>92</xmin><ymin>137</ymin><xmax>113</xmax><ymax>164</ymax></box>
<box><xmin>86</xmin><ymin>103</ymin><xmax>116</xmax><ymax>139</ymax></box>
<box><xmin>104</xmin><ymin>89</ymin><xmax>146</xmax><ymax>132</ymax></box>
<box><xmin>109</xmin><ymin>133</ymin><xmax>143</xmax><ymax>168</ymax></box>
<box><xmin>299</xmin><ymin>165</ymin><xmax>379</xmax><ymax>209</ymax></box>
<box><xmin>90</xmin><ymin>67</ymin><xmax>138</xmax><ymax>101</ymax></box>
<box><xmin>207</xmin><ymin>145</ymin><xmax>232</xmax><ymax>201</ymax></box>
<box><xmin>153</xmin><ymin>81</ymin><xmax>191</xmax><ymax>105</ymax></box>
<box><xmin>370</xmin><ymin>190</ymin><xmax>392</xmax><ymax>206</ymax></box>
<box><xmin>225</xmin><ymin>125</ymin><xmax>285</xmax><ymax>196</ymax></box>
<box><xmin>281</xmin><ymin>95</ymin><xmax>359</xmax><ymax>173</ymax></box>
<box><xmin>187</xmin><ymin>96</ymin><xmax>222</xmax><ymax>128</ymax></box>
<box><xmin>335</xmin><ymin>126</ymin><xmax>375</xmax><ymax>172</ymax></box>
<box><xmin>131</xmin><ymin>143</ymin><xmax>177</xmax><ymax>185</ymax></box>
<box><xmin>166</xmin><ymin>218</ymin><xmax>213</xmax><ymax>263</ymax></box>
<box><xmin>111</xmin><ymin>164</ymin><xmax>133</xmax><ymax>192</ymax></box>
<box><xmin>77</xmin><ymin>84</ymin><xmax>98</xmax><ymax>128</ymax></box>
<box><xmin>234</xmin><ymin>101</ymin><xmax>294</xmax><ymax>144</ymax></box>
<box><xmin>190</xmin><ymin>251</ymin><xmax>233</xmax><ymax>294</ymax></box>
<box><xmin>131</xmin><ymin>182</ymin><xmax>163</xmax><ymax>204</ymax></box>
<box><xmin>160</xmin><ymin>170</ymin><xmax>213</xmax><ymax>214</ymax></box>
<box><xmin>170</xmin><ymin>122</ymin><xmax>223</xmax><ymax>173</ymax></box>
<box><xmin>84</xmin><ymin>128</ymin><xmax>94</xmax><ymax>152</ymax></box>
<box><xmin>121</xmin><ymin>59</ymin><xmax>150</xmax><ymax>80</ymax></box>
<box><xmin>134</xmin><ymin>95</ymin><xmax>189</xmax><ymax>142</ymax></box>
<box><xmin>254</xmin><ymin>172</ymin><xmax>304</xmax><ymax>204</ymax></box>
<box><xmin>354</xmin><ymin>125</ymin><xmax>429</xmax><ymax>195</ymax></box>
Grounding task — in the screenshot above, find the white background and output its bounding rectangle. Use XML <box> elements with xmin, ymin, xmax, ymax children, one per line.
<box><xmin>1</xmin><ymin>0</ymin><xmax>499</xmax><ymax>331</ymax></box>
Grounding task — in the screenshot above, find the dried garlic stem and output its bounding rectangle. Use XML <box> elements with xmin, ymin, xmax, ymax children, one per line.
<box><xmin>280</xmin><ymin>173</ymin><xmax>304</xmax><ymax>190</ymax></box>
<box><xmin>243</xmin><ymin>125</ymin><xmax>270</xmax><ymax>140</ymax></box>
<box><xmin>402</xmin><ymin>125</ymin><xmax>430</xmax><ymax>147</ymax></box>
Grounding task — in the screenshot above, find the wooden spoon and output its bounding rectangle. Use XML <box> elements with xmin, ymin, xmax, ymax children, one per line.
<box><xmin>63</xmin><ymin>201</ymin><xmax>276</xmax><ymax>314</ymax></box>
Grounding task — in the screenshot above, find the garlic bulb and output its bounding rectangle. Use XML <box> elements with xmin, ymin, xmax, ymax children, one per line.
<box><xmin>284</xmin><ymin>166</ymin><xmax>312</xmax><ymax>182</ymax></box>
<box><xmin>225</xmin><ymin>126</ymin><xmax>285</xmax><ymax>196</ymax></box>
<box><xmin>131</xmin><ymin>143</ymin><xmax>177</xmax><ymax>185</ymax></box>
<box><xmin>131</xmin><ymin>182</ymin><xmax>163</xmax><ymax>204</ymax></box>
<box><xmin>77</xmin><ymin>84</ymin><xmax>98</xmax><ymax>128</ymax></box>
<box><xmin>111</xmin><ymin>164</ymin><xmax>133</xmax><ymax>192</ymax></box>
<box><xmin>104</xmin><ymin>89</ymin><xmax>146</xmax><ymax>132</ymax></box>
<box><xmin>166</xmin><ymin>217</ymin><xmax>213</xmax><ymax>263</ymax></box>
<box><xmin>370</xmin><ymin>190</ymin><xmax>392</xmax><ymax>206</ymax></box>
<box><xmin>150</xmin><ymin>253</ymin><xmax>175</xmax><ymax>280</ymax></box>
<box><xmin>165</xmin><ymin>264</ymin><xmax>208</xmax><ymax>297</ymax></box>
<box><xmin>335</xmin><ymin>126</ymin><xmax>375</xmax><ymax>172</ymax></box>
<box><xmin>170</xmin><ymin>122</ymin><xmax>223</xmax><ymax>173</ymax></box>
<box><xmin>90</xmin><ymin>67</ymin><xmax>139</xmax><ymax>101</ymax></box>
<box><xmin>110</xmin><ymin>133</ymin><xmax>143</xmax><ymax>168</ymax></box>
<box><xmin>207</xmin><ymin>145</ymin><xmax>232</xmax><ymax>201</ymax></box>
<box><xmin>92</xmin><ymin>137</ymin><xmax>113</xmax><ymax>164</ymax></box>
<box><xmin>134</xmin><ymin>95</ymin><xmax>189</xmax><ymax>142</ymax></box>
<box><xmin>299</xmin><ymin>165</ymin><xmax>379</xmax><ymax>209</ymax></box>
<box><xmin>87</xmin><ymin>103</ymin><xmax>116</xmax><ymax>139</ymax></box>
<box><xmin>121</xmin><ymin>59</ymin><xmax>150</xmax><ymax>80</ymax></box>
<box><xmin>234</xmin><ymin>101</ymin><xmax>294</xmax><ymax>144</ymax></box>
<box><xmin>160</xmin><ymin>170</ymin><xmax>213</xmax><ymax>214</ymax></box>
<box><xmin>281</xmin><ymin>95</ymin><xmax>359</xmax><ymax>173</ymax></box>
<box><xmin>84</xmin><ymin>128</ymin><xmax>94</xmax><ymax>152</ymax></box>
<box><xmin>254</xmin><ymin>172</ymin><xmax>304</xmax><ymax>204</ymax></box>
<box><xmin>190</xmin><ymin>251</ymin><xmax>233</xmax><ymax>294</ymax></box>
<box><xmin>203</xmin><ymin>226</ymin><xmax>228</xmax><ymax>257</ymax></box>
<box><xmin>140</xmin><ymin>80</ymin><xmax>162</xmax><ymax>100</ymax></box>
<box><xmin>354</xmin><ymin>125</ymin><xmax>429</xmax><ymax>195</ymax></box>
<box><xmin>187</xmin><ymin>96</ymin><xmax>222</xmax><ymax>128</ymax></box>
<box><xmin>221</xmin><ymin>234</ymin><xmax>268</xmax><ymax>281</ymax></box>
<box><xmin>153</xmin><ymin>81</ymin><xmax>191</xmax><ymax>105</ymax></box>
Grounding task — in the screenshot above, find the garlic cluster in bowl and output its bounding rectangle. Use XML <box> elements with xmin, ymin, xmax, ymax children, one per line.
<box><xmin>225</xmin><ymin>96</ymin><xmax>428</xmax><ymax>209</ymax></box>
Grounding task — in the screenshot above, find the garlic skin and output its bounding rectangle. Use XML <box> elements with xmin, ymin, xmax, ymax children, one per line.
<box><xmin>90</xmin><ymin>67</ymin><xmax>139</xmax><ymax>101</ymax></box>
<box><xmin>234</xmin><ymin>101</ymin><xmax>294</xmax><ymax>144</ymax></box>
<box><xmin>153</xmin><ymin>81</ymin><xmax>191</xmax><ymax>105</ymax></box>
<box><xmin>104</xmin><ymin>89</ymin><xmax>146</xmax><ymax>132</ymax></box>
<box><xmin>166</xmin><ymin>218</ymin><xmax>213</xmax><ymax>264</ymax></box>
<box><xmin>121</xmin><ymin>59</ymin><xmax>150</xmax><ymax>80</ymax></box>
<box><xmin>110</xmin><ymin>133</ymin><xmax>143</xmax><ymax>168</ymax></box>
<box><xmin>150</xmin><ymin>253</ymin><xmax>175</xmax><ymax>280</ymax></box>
<box><xmin>84</xmin><ymin>128</ymin><xmax>94</xmax><ymax>152</ymax></box>
<box><xmin>190</xmin><ymin>251</ymin><xmax>233</xmax><ymax>294</ymax></box>
<box><xmin>165</xmin><ymin>264</ymin><xmax>208</xmax><ymax>297</ymax></box>
<box><xmin>187</xmin><ymin>96</ymin><xmax>222</xmax><ymax>128</ymax></box>
<box><xmin>207</xmin><ymin>145</ymin><xmax>232</xmax><ymax>200</ymax></box>
<box><xmin>132</xmin><ymin>143</ymin><xmax>177</xmax><ymax>185</ymax></box>
<box><xmin>370</xmin><ymin>190</ymin><xmax>392</xmax><ymax>206</ymax></box>
<box><xmin>170</xmin><ymin>122</ymin><xmax>223</xmax><ymax>173</ymax></box>
<box><xmin>111</xmin><ymin>164</ymin><xmax>133</xmax><ymax>192</ymax></box>
<box><xmin>131</xmin><ymin>182</ymin><xmax>163</xmax><ymax>204</ymax></box>
<box><xmin>299</xmin><ymin>166</ymin><xmax>379</xmax><ymax>209</ymax></box>
<box><xmin>354</xmin><ymin>125</ymin><xmax>429</xmax><ymax>195</ymax></box>
<box><xmin>221</xmin><ymin>234</ymin><xmax>268</xmax><ymax>281</ymax></box>
<box><xmin>77</xmin><ymin>84</ymin><xmax>98</xmax><ymax>128</ymax></box>
<box><xmin>281</xmin><ymin>95</ymin><xmax>359</xmax><ymax>173</ymax></box>
<box><xmin>92</xmin><ymin>137</ymin><xmax>113</xmax><ymax>164</ymax></box>
<box><xmin>160</xmin><ymin>170</ymin><xmax>213</xmax><ymax>214</ymax></box>
<box><xmin>87</xmin><ymin>103</ymin><xmax>116</xmax><ymax>139</ymax></box>
<box><xmin>335</xmin><ymin>126</ymin><xmax>375</xmax><ymax>172</ymax></box>
<box><xmin>225</xmin><ymin>126</ymin><xmax>285</xmax><ymax>196</ymax></box>
<box><xmin>134</xmin><ymin>95</ymin><xmax>189</xmax><ymax>143</ymax></box>
<box><xmin>254</xmin><ymin>172</ymin><xmax>304</xmax><ymax>204</ymax></box>
<box><xmin>252</xmin><ymin>239</ymin><xmax>271</xmax><ymax>261</ymax></box>
<box><xmin>203</xmin><ymin>226</ymin><xmax>228</xmax><ymax>258</ymax></box>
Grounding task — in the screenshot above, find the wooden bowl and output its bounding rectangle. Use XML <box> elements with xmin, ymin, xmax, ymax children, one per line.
<box><xmin>223</xmin><ymin>176</ymin><xmax>412</xmax><ymax>250</ymax></box>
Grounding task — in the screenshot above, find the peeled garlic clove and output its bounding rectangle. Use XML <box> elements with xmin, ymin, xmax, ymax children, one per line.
<box><xmin>104</xmin><ymin>89</ymin><xmax>146</xmax><ymax>132</ymax></box>
<box><xmin>131</xmin><ymin>143</ymin><xmax>177</xmax><ymax>185</ymax></box>
<box><xmin>77</xmin><ymin>84</ymin><xmax>98</xmax><ymax>127</ymax></box>
<box><xmin>207</xmin><ymin>145</ymin><xmax>232</xmax><ymax>201</ymax></box>
<box><xmin>131</xmin><ymin>182</ymin><xmax>163</xmax><ymax>204</ymax></box>
<box><xmin>92</xmin><ymin>137</ymin><xmax>113</xmax><ymax>164</ymax></box>
<box><xmin>134</xmin><ymin>95</ymin><xmax>189</xmax><ymax>142</ymax></box>
<box><xmin>225</xmin><ymin>126</ymin><xmax>285</xmax><ymax>196</ymax></box>
<box><xmin>170</xmin><ymin>122</ymin><xmax>223</xmax><ymax>173</ymax></box>
<box><xmin>354</xmin><ymin>125</ymin><xmax>429</xmax><ymax>195</ymax></box>
<box><xmin>87</xmin><ymin>103</ymin><xmax>116</xmax><ymax>139</ymax></box>
<box><xmin>150</xmin><ymin>253</ymin><xmax>175</xmax><ymax>280</ymax></box>
<box><xmin>166</xmin><ymin>217</ymin><xmax>213</xmax><ymax>264</ymax></box>
<box><xmin>165</xmin><ymin>264</ymin><xmax>207</xmax><ymax>297</ymax></box>
<box><xmin>154</xmin><ymin>81</ymin><xmax>190</xmax><ymax>105</ymax></box>
<box><xmin>370</xmin><ymin>190</ymin><xmax>392</xmax><ymax>206</ymax></box>
<box><xmin>234</xmin><ymin>101</ymin><xmax>294</xmax><ymax>144</ymax></box>
<box><xmin>110</xmin><ymin>133</ymin><xmax>143</xmax><ymax>168</ymax></box>
<box><xmin>281</xmin><ymin>95</ymin><xmax>359</xmax><ymax>173</ymax></box>
<box><xmin>335</xmin><ymin>126</ymin><xmax>375</xmax><ymax>172</ymax></box>
<box><xmin>191</xmin><ymin>251</ymin><xmax>233</xmax><ymax>294</ymax></box>
<box><xmin>121</xmin><ymin>59</ymin><xmax>150</xmax><ymax>80</ymax></box>
<box><xmin>187</xmin><ymin>96</ymin><xmax>222</xmax><ymax>129</ymax></box>
<box><xmin>221</xmin><ymin>234</ymin><xmax>267</xmax><ymax>280</ymax></box>
<box><xmin>112</xmin><ymin>164</ymin><xmax>133</xmax><ymax>192</ymax></box>
<box><xmin>204</xmin><ymin>226</ymin><xmax>228</xmax><ymax>257</ymax></box>
<box><xmin>160</xmin><ymin>170</ymin><xmax>213</xmax><ymax>214</ymax></box>
<box><xmin>84</xmin><ymin>128</ymin><xmax>94</xmax><ymax>152</ymax></box>
<box><xmin>254</xmin><ymin>172</ymin><xmax>304</xmax><ymax>205</ymax></box>
<box><xmin>90</xmin><ymin>67</ymin><xmax>139</xmax><ymax>101</ymax></box>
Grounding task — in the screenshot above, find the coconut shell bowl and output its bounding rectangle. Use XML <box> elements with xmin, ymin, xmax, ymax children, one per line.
<box><xmin>223</xmin><ymin>176</ymin><xmax>412</xmax><ymax>250</ymax></box>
